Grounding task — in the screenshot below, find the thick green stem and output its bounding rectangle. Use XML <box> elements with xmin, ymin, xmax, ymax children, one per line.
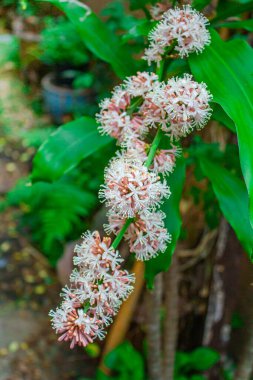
<box><xmin>142</xmin><ymin>6</ymin><xmax>151</xmax><ymax>19</ymax></box>
<box><xmin>145</xmin><ymin>127</ymin><xmax>163</xmax><ymax>168</ymax></box>
<box><xmin>110</xmin><ymin>56</ymin><xmax>167</xmax><ymax>250</ymax></box>
<box><xmin>127</xmin><ymin>97</ymin><xmax>143</xmax><ymax>116</ymax></box>
<box><xmin>111</xmin><ymin>126</ymin><xmax>163</xmax><ymax>250</ymax></box>
<box><xmin>111</xmin><ymin>218</ymin><xmax>134</xmax><ymax>250</ymax></box>
<box><xmin>157</xmin><ymin>61</ymin><xmax>166</xmax><ymax>82</ymax></box>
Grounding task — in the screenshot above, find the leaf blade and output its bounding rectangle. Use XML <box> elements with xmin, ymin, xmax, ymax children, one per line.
<box><xmin>189</xmin><ymin>29</ymin><xmax>253</xmax><ymax>226</ymax></box>
<box><xmin>37</xmin><ymin>0</ymin><xmax>138</xmax><ymax>78</ymax></box>
<box><xmin>200</xmin><ymin>158</ymin><xmax>253</xmax><ymax>259</ymax></box>
<box><xmin>32</xmin><ymin>117</ymin><xmax>112</xmax><ymax>182</ymax></box>
<box><xmin>145</xmin><ymin>158</ymin><xmax>185</xmax><ymax>288</ymax></box>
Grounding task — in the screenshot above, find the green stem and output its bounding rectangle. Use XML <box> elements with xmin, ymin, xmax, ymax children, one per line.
<box><xmin>157</xmin><ymin>60</ymin><xmax>165</xmax><ymax>82</ymax></box>
<box><xmin>145</xmin><ymin>127</ymin><xmax>163</xmax><ymax>168</ymax></box>
<box><xmin>127</xmin><ymin>96</ymin><xmax>143</xmax><ymax>116</ymax></box>
<box><xmin>111</xmin><ymin>127</ymin><xmax>163</xmax><ymax>250</ymax></box>
<box><xmin>111</xmin><ymin>218</ymin><xmax>134</xmax><ymax>250</ymax></box>
<box><xmin>142</xmin><ymin>6</ymin><xmax>151</xmax><ymax>19</ymax></box>
<box><xmin>110</xmin><ymin>57</ymin><xmax>166</xmax><ymax>250</ymax></box>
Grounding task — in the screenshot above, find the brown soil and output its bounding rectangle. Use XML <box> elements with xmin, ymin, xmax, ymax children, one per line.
<box><xmin>0</xmin><ymin>68</ymin><xmax>96</xmax><ymax>380</ymax></box>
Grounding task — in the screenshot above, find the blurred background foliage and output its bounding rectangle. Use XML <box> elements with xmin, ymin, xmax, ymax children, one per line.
<box><xmin>0</xmin><ymin>0</ymin><xmax>253</xmax><ymax>379</ymax></box>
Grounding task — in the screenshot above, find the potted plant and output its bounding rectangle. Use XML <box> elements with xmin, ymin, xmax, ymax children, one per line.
<box><xmin>39</xmin><ymin>17</ymin><xmax>95</xmax><ymax>123</ymax></box>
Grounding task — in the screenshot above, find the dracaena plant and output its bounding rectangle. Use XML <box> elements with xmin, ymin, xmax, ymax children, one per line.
<box><xmin>48</xmin><ymin>5</ymin><xmax>212</xmax><ymax>348</ymax></box>
<box><xmin>32</xmin><ymin>0</ymin><xmax>253</xmax><ymax>353</ymax></box>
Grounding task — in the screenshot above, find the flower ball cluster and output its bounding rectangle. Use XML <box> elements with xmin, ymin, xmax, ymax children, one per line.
<box><xmin>50</xmin><ymin>5</ymin><xmax>213</xmax><ymax>349</ymax></box>
<box><xmin>99</xmin><ymin>156</ymin><xmax>170</xmax><ymax>218</ymax></box>
<box><xmin>124</xmin><ymin>139</ymin><xmax>181</xmax><ymax>175</ymax></box>
<box><xmin>99</xmin><ymin>155</ymin><xmax>171</xmax><ymax>261</ymax></box>
<box><xmin>141</xmin><ymin>74</ymin><xmax>212</xmax><ymax>139</ymax></box>
<box><xmin>105</xmin><ymin>209</ymin><xmax>171</xmax><ymax>261</ymax></box>
<box><xmin>96</xmin><ymin>72</ymin><xmax>158</xmax><ymax>143</ymax></box>
<box><xmin>49</xmin><ymin>231</ymin><xmax>134</xmax><ymax>349</ymax></box>
<box><xmin>144</xmin><ymin>5</ymin><xmax>211</xmax><ymax>65</ymax></box>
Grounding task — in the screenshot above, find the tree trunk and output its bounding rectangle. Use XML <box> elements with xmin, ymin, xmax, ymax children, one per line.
<box><xmin>203</xmin><ymin>220</ymin><xmax>241</xmax><ymax>379</ymax></box>
<box><xmin>163</xmin><ymin>253</ymin><xmax>179</xmax><ymax>380</ymax></box>
<box><xmin>146</xmin><ymin>273</ymin><xmax>163</xmax><ymax>380</ymax></box>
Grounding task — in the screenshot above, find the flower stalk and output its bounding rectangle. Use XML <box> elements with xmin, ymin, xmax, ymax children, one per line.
<box><xmin>50</xmin><ymin>4</ymin><xmax>213</xmax><ymax>350</ymax></box>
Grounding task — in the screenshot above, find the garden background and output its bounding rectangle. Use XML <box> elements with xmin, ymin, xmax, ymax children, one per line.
<box><xmin>0</xmin><ymin>1</ymin><xmax>253</xmax><ymax>380</ymax></box>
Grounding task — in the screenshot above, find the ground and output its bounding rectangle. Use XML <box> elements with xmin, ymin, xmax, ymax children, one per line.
<box><xmin>0</xmin><ymin>67</ymin><xmax>96</xmax><ymax>380</ymax></box>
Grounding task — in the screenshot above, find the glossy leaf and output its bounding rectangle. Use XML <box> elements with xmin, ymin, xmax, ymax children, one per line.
<box><xmin>216</xmin><ymin>19</ymin><xmax>253</xmax><ymax>31</ymax></box>
<box><xmin>200</xmin><ymin>158</ymin><xmax>253</xmax><ymax>259</ymax></box>
<box><xmin>213</xmin><ymin>1</ymin><xmax>253</xmax><ymax>22</ymax></box>
<box><xmin>189</xmin><ymin>29</ymin><xmax>253</xmax><ymax>226</ymax></box>
<box><xmin>212</xmin><ymin>104</ymin><xmax>235</xmax><ymax>132</ymax></box>
<box><xmin>189</xmin><ymin>348</ymin><xmax>220</xmax><ymax>371</ymax></box>
<box><xmin>32</xmin><ymin>117</ymin><xmax>112</xmax><ymax>182</ymax></box>
<box><xmin>129</xmin><ymin>0</ymin><xmax>152</xmax><ymax>11</ymax></box>
<box><xmin>122</xmin><ymin>19</ymin><xmax>157</xmax><ymax>42</ymax></box>
<box><xmin>145</xmin><ymin>158</ymin><xmax>185</xmax><ymax>288</ymax></box>
<box><xmin>192</xmin><ymin>0</ymin><xmax>211</xmax><ymax>10</ymax></box>
<box><xmin>37</xmin><ymin>0</ymin><xmax>137</xmax><ymax>78</ymax></box>
<box><xmin>97</xmin><ymin>341</ymin><xmax>144</xmax><ymax>380</ymax></box>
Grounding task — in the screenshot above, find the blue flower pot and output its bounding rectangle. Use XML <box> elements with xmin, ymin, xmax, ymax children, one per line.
<box><xmin>41</xmin><ymin>72</ymin><xmax>91</xmax><ymax>124</ymax></box>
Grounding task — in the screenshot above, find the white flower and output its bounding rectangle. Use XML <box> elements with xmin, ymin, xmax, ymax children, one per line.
<box><xmin>161</xmin><ymin>74</ymin><xmax>212</xmax><ymax>137</ymax></box>
<box><xmin>96</xmin><ymin>74</ymin><xmax>159</xmax><ymax>143</ymax></box>
<box><xmin>99</xmin><ymin>157</ymin><xmax>170</xmax><ymax>217</ymax></box>
<box><xmin>50</xmin><ymin>231</ymin><xmax>135</xmax><ymax>348</ymax></box>
<box><xmin>141</xmin><ymin>74</ymin><xmax>212</xmax><ymax>138</ymax></box>
<box><xmin>122</xmin><ymin>139</ymin><xmax>181</xmax><ymax>175</ymax></box>
<box><xmin>124</xmin><ymin>72</ymin><xmax>159</xmax><ymax>97</ymax></box>
<box><xmin>150</xmin><ymin>2</ymin><xmax>171</xmax><ymax>20</ymax></box>
<box><xmin>106</xmin><ymin>209</ymin><xmax>171</xmax><ymax>261</ymax></box>
<box><xmin>143</xmin><ymin>5</ymin><xmax>210</xmax><ymax>64</ymax></box>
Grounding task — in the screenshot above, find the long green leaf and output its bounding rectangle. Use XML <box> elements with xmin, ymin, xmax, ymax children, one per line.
<box><xmin>216</xmin><ymin>19</ymin><xmax>253</xmax><ymax>31</ymax></box>
<box><xmin>200</xmin><ymin>158</ymin><xmax>253</xmax><ymax>259</ymax></box>
<box><xmin>213</xmin><ymin>1</ymin><xmax>253</xmax><ymax>22</ymax></box>
<box><xmin>212</xmin><ymin>104</ymin><xmax>235</xmax><ymax>133</ymax></box>
<box><xmin>189</xmin><ymin>29</ymin><xmax>253</xmax><ymax>227</ymax></box>
<box><xmin>32</xmin><ymin>117</ymin><xmax>112</xmax><ymax>182</ymax></box>
<box><xmin>192</xmin><ymin>0</ymin><xmax>211</xmax><ymax>11</ymax></box>
<box><xmin>37</xmin><ymin>0</ymin><xmax>137</xmax><ymax>78</ymax></box>
<box><xmin>145</xmin><ymin>158</ymin><xmax>185</xmax><ymax>288</ymax></box>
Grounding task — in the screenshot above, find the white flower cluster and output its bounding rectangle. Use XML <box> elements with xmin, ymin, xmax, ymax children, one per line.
<box><xmin>123</xmin><ymin>138</ymin><xmax>181</xmax><ymax>175</ymax></box>
<box><xmin>141</xmin><ymin>74</ymin><xmax>212</xmax><ymax>139</ymax></box>
<box><xmin>50</xmin><ymin>231</ymin><xmax>134</xmax><ymax>348</ymax></box>
<box><xmin>99</xmin><ymin>157</ymin><xmax>170</xmax><ymax>218</ymax></box>
<box><xmin>144</xmin><ymin>5</ymin><xmax>210</xmax><ymax>65</ymax></box>
<box><xmin>98</xmin><ymin>72</ymin><xmax>212</xmax><ymax>144</ymax></box>
<box><xmin>51</xmin><ymin>5</ymin><xmax>213</xmax><ymax>349</ymax></box>
<box><xmin>96</xmin><ymin>72</ymin><xmax>158</xmax><ymax>143</ymax></box>
<box><xmin>106</xmin><ymin>209</ymin><xmax>171</xmax><ymax>260</ymax></box>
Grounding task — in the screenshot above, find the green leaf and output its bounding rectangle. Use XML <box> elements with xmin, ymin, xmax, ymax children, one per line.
<box><xmin>189</xmin><ymin>347</ymin><xmax>220</xmax><ymax>371</ymax></box>
<box><xmin>213</xmin><ymin>1</ymin><xmax>253</xmax><ymax>22</ymax></box>
<box><xmin>37</xmin><ymin>0</ymin><xmax>137</xmax><ymax>78</ymax></box>
<box><xmin>6</xmin><ymin>178</ymin><xmax>97</xmax><ymax>265</ymax></box>
<box><xmin>200</xmin><ymin>158</ymin><xmax>253</xmax><ymax>259</ymax></box>
<box><xmin>97</xmin><ymin>341</ymin><xmax>144</xmax><ymax>380</ymax></box>
<box><xmin>0</xmin><ymin>34</ymin><xmax>20</xmax><ymax>66</ymax></box>
<box><xmin>212</xmin><ymin>104</ymin><xmax>235</xmax><ymax>133</ymax></box>
<box><xmin>122</xmin><ymin>19</ymin><xmax>157</xmax><ymax>42</ymax></box>
<box><xmin>192</xmin><ymin>0</ymin><xmax>211</xmax><ymax>11</ymax></box>
<box><xmin>129</xmin><ymin>0</ymin><xmax>152</xmax><ymax>11</ymax></box>
<box><xmin>189</xmin><ymin>29</ymin><xmax>253</xmax><ymax>227</ymax></box>
<box><xmin>145</xmin><ymin>157</ymin><xmax>185</xmax><ymax>288</ymax></box>
<box><xmin>32</xmin><ymin>117</ymin><xmax>112</xmax><ymax>182</ymax></box>
<box><xmin>215</xmin><ymin>19</ymin><xmax>253</xmax><ymax>31</ymax></box>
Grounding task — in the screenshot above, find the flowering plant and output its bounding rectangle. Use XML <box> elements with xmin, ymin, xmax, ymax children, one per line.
<box><xmin>32</xmin><ymin>0</ymin><xmax>253</xmax><ymax>377</ymax></box>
